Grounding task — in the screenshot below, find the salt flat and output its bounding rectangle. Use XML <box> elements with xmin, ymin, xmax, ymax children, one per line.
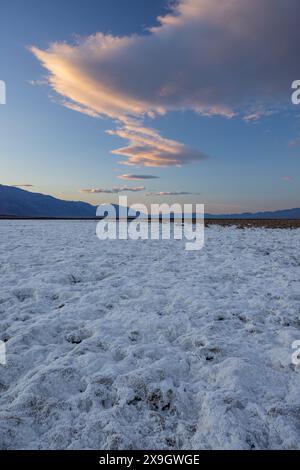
<box><xmin>0</xmin><ymin>220</ymin><xmax>300</xmax><ymax>450</ymax></box>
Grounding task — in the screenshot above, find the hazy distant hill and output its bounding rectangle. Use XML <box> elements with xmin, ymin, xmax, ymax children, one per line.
<box><xmin>0</xmin><ymin>185</ymin><xmax>96</xmax><ymax>218</ymax></box>
<box><xmin>205</xmin><ymin>208</ymin><xmax>300</xmax><ymax>219</ymax></box>
<box><xmin>0</xmin><ymin>185</ymin><xmax>299</xmax><ymax>219</ymax></box>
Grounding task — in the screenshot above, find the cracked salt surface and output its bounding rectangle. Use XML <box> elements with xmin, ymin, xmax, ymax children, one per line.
<box><xmin>0</xmin><ymin>220</ymin><xmax>300</xmax><ymax>449</ymax></box>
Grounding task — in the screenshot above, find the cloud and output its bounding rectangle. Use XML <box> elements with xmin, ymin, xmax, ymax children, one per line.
<box><xmin>288</xmin><ymin>137</ymin><xmax>300</xmax><ymax>148</ymax></box>
<box><xmin>13</xmin><ymin>184</ymin><xmax>34</xmax><ymax>188</ymax></box>
<box><xmin>31</xmin><ymin>0</ymin><xmax>300</xmax><ymax>117</ymax></box>
<box><xmin>62</xmin><ymin>100</ymin><xmax>100</xmax><ymax>118</ymax></box>
<box><xmin>107</xmin><ymin>121</ymin><xmax>207</xmax><ymax>166</ymax></box>
<box><xmin>282</xmin><ymin>176</ymin><xmax>293</xmax><ymax>182</ymax></box>
<box><xmin>80</xmin><ymin>186</ymin><xmax>145</xmax><ymax>194</ymax></box>
<box><xmin>146</xmin><ymin>191</ymin><xmax>194</xmax><ymax>196</ymax></box>
<box><xmin>31</xmin><ymin>0</ymin><xmax>300</xmax><ymax>165</ymax></box>
<box><xmin>118</xmin><ymin>174</ymin><xmax>159</xmax><ymax>181</ymax></box>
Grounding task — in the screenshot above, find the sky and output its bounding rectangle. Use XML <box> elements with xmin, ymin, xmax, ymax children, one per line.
<box><xmin>0</xmin><ymin>0</ymin><xmax>300</xmax><ymax>213</ymax></box>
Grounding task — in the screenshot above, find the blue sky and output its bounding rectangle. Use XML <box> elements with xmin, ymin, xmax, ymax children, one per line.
<box><xmin>1</xmin><ymin>0</ymin><xmax>299</xmax><ymax>213</ymax></box>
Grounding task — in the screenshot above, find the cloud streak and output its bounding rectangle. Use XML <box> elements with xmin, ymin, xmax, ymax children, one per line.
<box><xmin>107</xmin><ymin>121</ymin><xmax>207</xmax><ymax>166</ymax></box>
<box><xmin>118</xmin><ymin>174</ymin><xmax>159</xmax><ymax>181</ymax></box>
<box><xmin>146</xmin><ymin>191</ymin><xmax>194</xmax><ymax>196</ymax></box>
<box><xmin>13</xmin><ymin>184</ymin><xmax>34</xmax><ymax>188</ymax></box>
<box><xmin>80</xmin><ymin>186</ymin><xmax>145</xmax><ymax>194</ymax></box>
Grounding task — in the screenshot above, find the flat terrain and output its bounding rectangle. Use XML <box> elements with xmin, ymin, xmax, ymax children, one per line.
<box><xmin>204</xmin><ymin>219</ymin><xmax>300</xmax><ymax>229</ymax></box>
<box><xmin>0</xmin><ymin>220</ymin><xmax>300</xmax><ymax>449</ymax></box>
<box><xmin>1</xmin><ymin>215</ymin><xmax>300</xmax><ymax>229</ymax></box>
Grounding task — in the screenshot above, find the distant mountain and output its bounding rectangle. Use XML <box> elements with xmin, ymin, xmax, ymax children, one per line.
<box><xmin>0</xmin><ymin>185</ymin><xmax>97</xmax><ymax>218</ymax></box>
<box><xmin>0</xmin><ymin>184</ymin><xmax>299</xmax><ymax>219</ymax></box>
<box><xmin>205</xmin><ymin>208</ymin><xmax>300</xmax><ymax>219</ymax></box>
<box><xmin>155</xmin><ymin>208</ymin><xmax>300</xmax><ymax>219</ymax></box>
<box><xmin>0</xmin><ymin>185</ymin><xmax>139</xmax><ymax>218</ymax></box>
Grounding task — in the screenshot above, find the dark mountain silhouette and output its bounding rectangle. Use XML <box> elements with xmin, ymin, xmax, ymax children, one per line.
<box><xmin>0</xmin><ymin>185</ymin><xmax>139</xmax><ymax>218</ymax></box>
<box><xmin>0</xmin><ymin>184</ymin><xmax>299</xmax><ymax>219</ymax></box>
<box><xmin>0</xmin><ymin>185</ymin><xmax>97</xmax><ymax>218</ymax></box>
<box><xmin>205</xmin><ymin>208</ymin><xmax>300</xmax><ymax>219</ymax></box>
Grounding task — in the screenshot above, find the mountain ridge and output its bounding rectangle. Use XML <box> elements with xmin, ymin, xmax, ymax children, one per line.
<box><xmin>0</xmin><ymin>185</ymin><xmax>299</xmax><ymax>219</ymax></box>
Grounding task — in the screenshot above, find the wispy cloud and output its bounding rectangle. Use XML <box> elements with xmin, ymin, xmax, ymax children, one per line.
<box><xmin>118</xmin><ymin>174</ymin><xmax>159</xmax><ymax>181</ymax></box>
<box><xmin>146</xmin><ymin>191</ymin><xmax>194</xmax><ymax>196</ymax></box>
<box><xmin>13</xmin><ymin>184</ymin><xmax>34</xmax><ymax>188</ymax></box>
<box><xmin>282</xmin><ymin>176</ymin><xmax>293</xmax><ymax>182</ymax></box>
<box><xmin>107</xmin><ymin>121</ymin><xmax>207</xmax><ymax>166</ymax></box>
<box><xmin>62</xmin><ymin>100</ymin><xmax>100</xmax><ymax>118</ymax></box>
<box><xmin>80</xmin><ymin>186</ymin><xmax>145</xmax><ymax>194</ymax></box>
<box><xmin>288</xmin><ymin>137</ymin><xmax>300</xmax><ymax>148</ymax></box>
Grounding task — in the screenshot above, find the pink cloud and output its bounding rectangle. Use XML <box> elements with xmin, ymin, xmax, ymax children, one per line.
<box><xmin>80</xmin><ymin>186</ymin><xmax>145</xmax><ymax>194</ymax></box>
<box><xmin>31</xmin><ymin>0</ymin><xmax>300</xmax><ymax>165</ymax></box>
<box><xmin>118</xmin><ymin>174</ymin><xmax>159</xmax><ymax>181</ymax></box>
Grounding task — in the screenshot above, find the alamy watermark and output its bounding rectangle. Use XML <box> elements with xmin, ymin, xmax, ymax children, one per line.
<box><xmin>96</xmin><ymin>196</ymin><xmax>204</xmax><ymax>251</ymax></box>
<box><xmin>291</xmin><ymin>340</ymin><xmax>300</xmax><ymax>366</ymax></box>
<box><xmin>0</xmin><ymin>341</ymin><xmax>6</xmax><ymax>365</ymax></box>
<box><xmin>0</xmin><ymin>80</ymin><xmax>6</xmax><ymax>105</ymax></box>
<box><xmin>291</xmin><ymin>80</ymin><xmax>300</xmax><ymax>104</ymax></box>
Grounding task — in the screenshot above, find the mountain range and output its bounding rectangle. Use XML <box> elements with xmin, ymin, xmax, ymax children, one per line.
<box><xmin>0</xmin><ymin>184</ymin><xmax>299</xmax><ymax>219</ymax></box>
<box><xmin>0</xmin><ymin>184</ymin><xmax>96</xmax><ymax>218</ymax></box>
